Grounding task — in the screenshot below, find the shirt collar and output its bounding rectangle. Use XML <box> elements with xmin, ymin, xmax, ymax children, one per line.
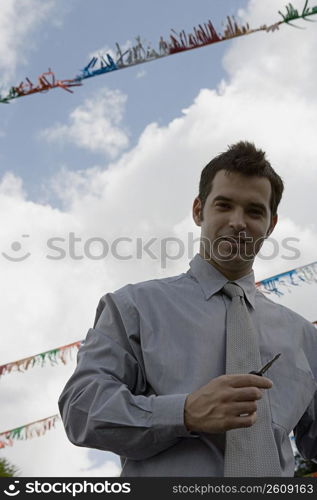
<box><xmin>188</xmin><ymin>253</ymin><xmax>256</xmax><ymax>309</ymax></box>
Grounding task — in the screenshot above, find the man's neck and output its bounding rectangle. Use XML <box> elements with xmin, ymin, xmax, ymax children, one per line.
<box><xmin>199</xmin><ymin>251</ymin><xmax>254</xmax><ymax>281</ymax></box>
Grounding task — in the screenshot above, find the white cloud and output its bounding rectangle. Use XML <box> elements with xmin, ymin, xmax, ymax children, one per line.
<box><xmin>2</xmin><ymin>0</ymin><xmax>317</xmax><ymax>478</ymax></box>
<box><xmin>0</xmin><ymin>0</ymin><xmax>62</xmax><ymax>89</ymax></box>
<box><xmin>41</xmin><ymin>88</ymin><xmax>129</xmax><ymax>157</ymax></box>
<box><xmin>136</xmin><ymin>69</ymin><xmax>147</xmax><ymax>79</ymax></box>
<box><xmin>0</xmin><ymin>171</ymin><xmax>26</xmax><ymax>199</ymax></box>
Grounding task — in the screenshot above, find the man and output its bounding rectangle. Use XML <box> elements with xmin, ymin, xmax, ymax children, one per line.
<box><xmin>58</xmin><ymin>141</ymin><xmax>317</xmax><ymax>476</ymax></box>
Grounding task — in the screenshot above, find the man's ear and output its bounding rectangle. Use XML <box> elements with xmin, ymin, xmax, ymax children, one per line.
<box><xmin>266</xmin><ymin>214</ymin><xmax>278</xmax><ymax>237</ymax></box>
<box><xmin>193</xmin><ymin>197</ymin><xmax>202</xmax><ymax>227</ymax></box>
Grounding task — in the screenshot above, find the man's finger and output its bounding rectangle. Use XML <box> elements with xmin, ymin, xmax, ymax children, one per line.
<box><xmin>233</xmin><ymin>388</ymin><xmax>263</xmax><ymax>402</ymax></box>
<box><xmin>228</xmin><ymin>374</ymin><xmax>273</xmax><ymax>389</ymax></box>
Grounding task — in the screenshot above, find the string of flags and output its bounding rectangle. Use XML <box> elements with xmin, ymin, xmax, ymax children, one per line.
<box><xmin>1</xmin><ymin>1</ymin><xmax>317</xmax><ymax>104</ymax></box>
<box><xmin>0</xmin><ymin>415</ymin><xmax>60</xmax><ymax>449</ymax></box>
<box><xmin>0</xmin><ymin>341</ymin><xmax>82</xmax><ymax>377</ymax></box>
<box><xmin>255</xmin><ymin>259</ymin><xmax>317</xmax><ymax>296</ymax></box>
<box><xmin>0</xmin><ymin>259</ymin><xmax>316</xmax><ymax>379</ymax></box>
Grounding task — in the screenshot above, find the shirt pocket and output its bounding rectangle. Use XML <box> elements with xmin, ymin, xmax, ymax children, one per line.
<box><xmin>267</xmin><ymin>365</ymin><xmax>317</xmax><ymax>434</ymax></box>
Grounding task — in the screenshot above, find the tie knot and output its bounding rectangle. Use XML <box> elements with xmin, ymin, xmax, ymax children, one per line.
<box><xmin>222</xmin><ymin>282</ymin><xmax>244</xmax><ymax>300</ymax></box>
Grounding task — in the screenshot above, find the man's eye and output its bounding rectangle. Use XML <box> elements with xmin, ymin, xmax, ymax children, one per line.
<box><xmin>216</xmin><ymin>203</ymin><xmax>230</xmax><ymax>209</ymax></box>
<box><xmin>249</xmin><ymin>209</ymin><xmax>262</xmax><ymax>216</ymax></box>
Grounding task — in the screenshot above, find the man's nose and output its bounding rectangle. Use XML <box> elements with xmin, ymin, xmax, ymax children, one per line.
<box><xmin>228</xmin><ymin>209</ymin><xmax>247</xmax><ymax>231</ymax></box>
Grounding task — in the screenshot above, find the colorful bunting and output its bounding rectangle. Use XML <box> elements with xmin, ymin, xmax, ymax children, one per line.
<box><xmin>0</xmin><ymin>341</ymin><xmax>82</xmax><ymax>377</ymax></box>
<box><xmin>256</xmin><ymin>260</ymin><xmax>317</xmax><ymax>296</ymax></box>
<box><xmin>0</xmin><ymin>415</ymin><xmax>60</xmax><ymax>449</ymax></box>
<box><xmin>1</xmin><ymin>2</ymin><xmax>316</xmax><ymax>104</ymax></box>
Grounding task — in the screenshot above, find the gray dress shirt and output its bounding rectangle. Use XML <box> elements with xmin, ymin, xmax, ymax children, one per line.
<box><xmin>58</xmin><ymin>253</ymin><xmax>317</xmax><ymax>476</ymax></box>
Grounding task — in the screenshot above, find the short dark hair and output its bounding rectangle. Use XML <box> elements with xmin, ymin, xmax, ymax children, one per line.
<box><xmin>198</xmin><ymin>141</ymin><xmax>284</xmax><ymax>217</ymax></box>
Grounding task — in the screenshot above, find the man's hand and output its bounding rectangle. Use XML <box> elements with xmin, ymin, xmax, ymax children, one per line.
<box><xmin>184</xmin><ymin>374</ymin><xmax>273</xmax><ymax>433</ymax></box>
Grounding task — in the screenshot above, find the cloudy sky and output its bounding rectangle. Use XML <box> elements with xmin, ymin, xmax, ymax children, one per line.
<box><xmin>1</xmin><ymin>0</ymin><xmax>317</xmax><ymax>477</ymax></box>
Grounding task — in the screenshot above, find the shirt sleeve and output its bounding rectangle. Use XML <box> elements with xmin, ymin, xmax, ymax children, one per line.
<box><xmin>293</xmin><ymin>322</ymin><xmax>317</xmax><ymax>463</ymax></box>
<box><xmin>58</xmin><ymin>289</ymin><xmax>194</xmax><ymax>461</ymax></box>
<box><xmin>294</xmin><ymin>393</ymin><xmax>317</xmax><ymax>464</ymax></box>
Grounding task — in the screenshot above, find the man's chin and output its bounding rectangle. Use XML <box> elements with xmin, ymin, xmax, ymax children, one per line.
<box><xmin>212</xmin><ymin>251</ymin><xmax>255</xmax><ymax>265</ymax></box>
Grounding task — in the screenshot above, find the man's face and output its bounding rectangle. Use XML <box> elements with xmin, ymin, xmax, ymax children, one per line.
<box><xmin>193</xmin><ymin>170</ymin><xmax>278</xmax><ymax>272</ymax></box>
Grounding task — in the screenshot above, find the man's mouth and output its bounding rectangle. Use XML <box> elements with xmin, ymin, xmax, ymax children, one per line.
<box><xmin>220</xmin><ymin>236</ymin><xmax>250</xmax><ymax>244</ymax></box>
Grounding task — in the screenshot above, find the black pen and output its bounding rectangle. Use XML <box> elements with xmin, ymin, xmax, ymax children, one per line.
<box><xmin>249</xmin><ymin>353</ymin><xmax>281</xmax><ymax>376</ymax></box>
